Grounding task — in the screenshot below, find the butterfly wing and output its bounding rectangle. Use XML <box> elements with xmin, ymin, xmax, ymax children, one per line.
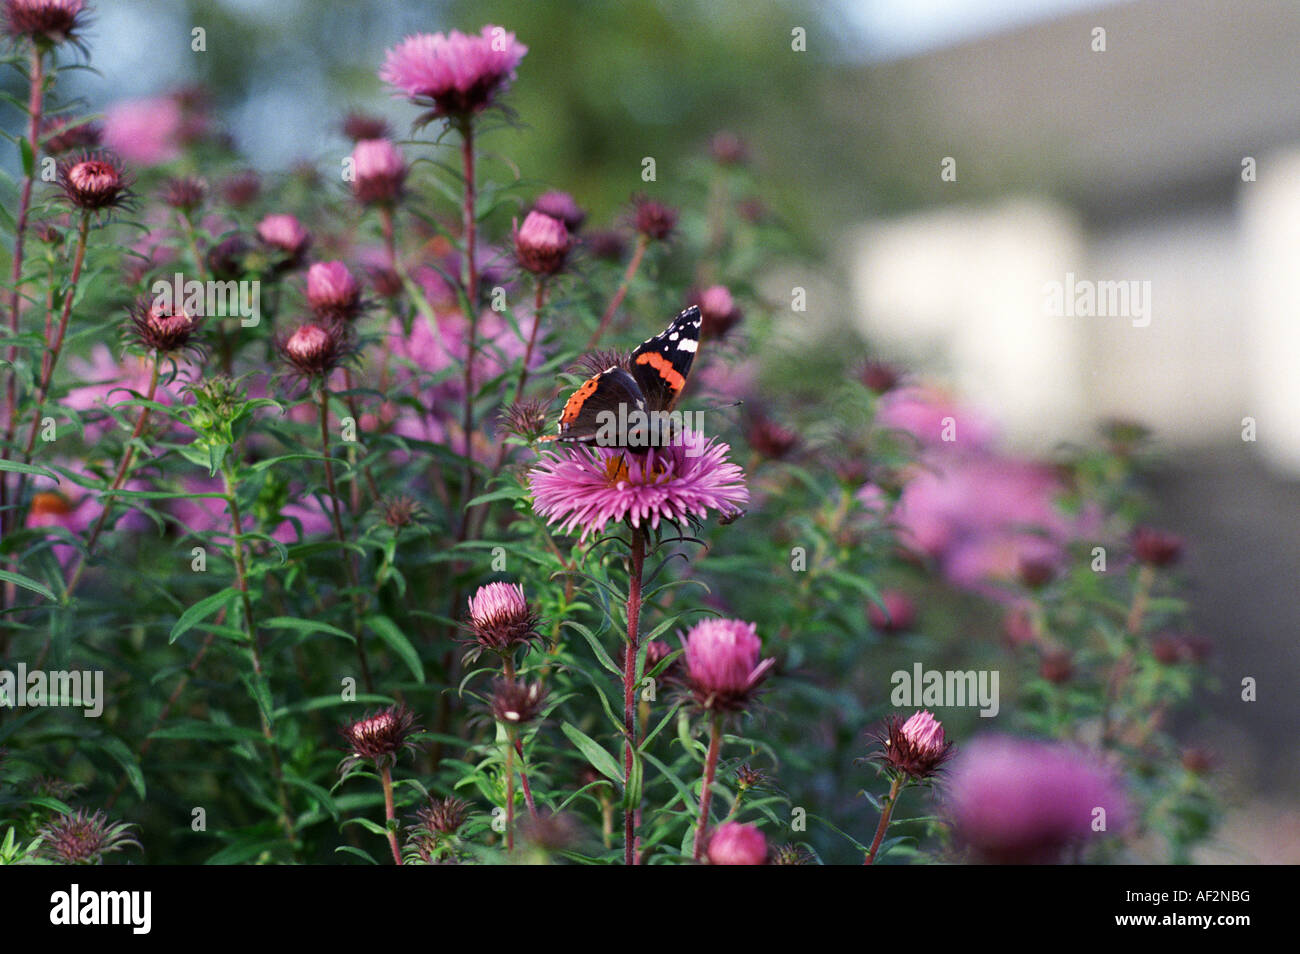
<box><xmin>629</xmin><ymin>305</ymin><xmax>701</xmax><ymax>414</ymax></box>
<box><xmin>552</xmin><ymin>366</ymin><xmax>646</xmax><ymax>445</ymax></box>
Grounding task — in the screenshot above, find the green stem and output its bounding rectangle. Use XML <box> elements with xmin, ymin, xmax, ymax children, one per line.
<box><xmin>319</xmin><ymin>384</ymin><xmax>373</xmax><ymax>692</ymax></box>
<box><xmin>221</xmin><ymin>462</ymin><xmax>296</xmax><ymax>849</ymax></box>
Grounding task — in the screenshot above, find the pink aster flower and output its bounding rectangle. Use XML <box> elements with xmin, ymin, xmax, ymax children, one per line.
<box><xmin>706</xmin><ymin>821</ymin><xmax>768</xmax><ymax>865</ymax></box>
<box><xmin>3</xmin><ymin>0</ymin><xmax>87</xmax><ymax>46</ymax></box>
<box><xmin>102</xmin><ymin>97</ymin><xmax>183</xmax><ymax>167</ymax></box>
<box><xmin>379</xmin><ymin>25</ymin><xmax>527</xmax><ymax>119</ymax></box>
<box><xmin>944</xmin><ymin>735</ymin><xmax>1130</xmax><ymax>864</ymax></box>
<box><xmin>528</xmin><ymin>431</ymin><xmax>748</xmax><ymax>541</ymax></box>
<box><xmin>681</xmin><ymin>617</ymin><xmax>773</xmax><ymax>712</ymax></box>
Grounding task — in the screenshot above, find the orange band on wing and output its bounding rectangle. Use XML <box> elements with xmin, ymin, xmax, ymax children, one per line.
<box><xmin>634</xmin><ymin>351</ymin><xmax>685</xmax><ymax>391</ymax></box>
<box><xmin>560</xmin><ymin>375</ymin><xmax>601</xmax><ymax>423</ymax></box>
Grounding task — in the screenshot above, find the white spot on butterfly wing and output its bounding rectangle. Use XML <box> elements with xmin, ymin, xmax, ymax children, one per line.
<box><xmin>677</xmin><ymin>338</ymin><xmax>698</xmax><ymax>352</ymax></box>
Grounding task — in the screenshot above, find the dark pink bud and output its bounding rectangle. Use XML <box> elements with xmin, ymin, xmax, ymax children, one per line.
<box><xmin>1133</xmin><ymin>526</ymin><xmax>1184</xmax><ymax>567</ymax></box>
<box><xmin>306</xmin><ymin>261</ymin><xmax>362</xmax><ymax>322</ymax></box>
<box><xmin>694</xmin><ymin>284</ymin><xmax>743</xmax><ymax>339</ymax></box>
<box><xmin>58</xmin><ymin>152</ymin><xmax>131</xmax><ymax>211</ymax></box>
<box><xmin>513</xmin><ymin>211</ymin><xmax>572</xmax><ymax>276</ymax></box>
<box><xmin>279</xmin><ymin>321</ymin><xmax>346</xmax><ymax>378</ymax></box>
<box><xmin>531</xmin><ymin>190</ymin><xmax>585</xmax><ymax>232</ymax></box>
<box><xmin>632</xmin><ymin>195</ymin><xmax>677</xmax><ymax>241</ymax></box>
<box><xmin>351</xmin><ymin>138</ymin><xmax>406</xmax><ymax>205</ymax></box>
<box><xmin>257</xmin><ymin>213</ymin><xmax>311</xmax><ymax>268</ymax></box>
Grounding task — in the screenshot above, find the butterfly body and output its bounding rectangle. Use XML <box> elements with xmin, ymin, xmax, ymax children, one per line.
<box><xmin>549</xmin><ymin>305</ymin><xmax>701</xmax><ymax>452</ymax></box>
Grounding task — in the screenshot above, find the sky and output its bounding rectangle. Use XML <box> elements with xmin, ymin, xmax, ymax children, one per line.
<box><xmin>839</xmin><ymin>0</ymin><xmax>1121</xmax><ymax>61</ymax></box>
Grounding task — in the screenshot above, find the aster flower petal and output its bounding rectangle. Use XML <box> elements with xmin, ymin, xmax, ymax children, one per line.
<box><xmin>527</xmin><ymin>430</ymin><xmax>748</xmax><ymax>542</ymax></box>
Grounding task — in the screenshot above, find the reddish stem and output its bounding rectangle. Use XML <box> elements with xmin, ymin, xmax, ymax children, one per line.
<box><xmin>380</xmin><ymin>764</ymin><xmax>402</xmax><ymax>865</ymax></box>
<box><xmin>587</xmin><ymin>234</ymin><xmax>648</xmax><ymax>349</ymax></box>
<box><xmin>64</xmin><ymin>355</ymin><xmax>162</xmax><ymax>597</ymax></box>
<box><xmin>623</xmin><ymin>526</ymin><xmax>645</xmax><ymax>865</ymax></box>
<box><xmin>458</xmin><ymin>121</ymin><xmax>479</xmax><ymax>517</ymax></box>
<box><xmin>865</xmin><ymin>775</ymin><xmax>904</xmax><ymax>864</ymax></box>
<box><xmin>692</xmin><ymin>713</ymin><xmax>723</xmax><ymax>861</ymax></box>
<box><xmin>2</xmin><ymin>46</ymin><xmax>46</xmax><ymax>528</ymax></box>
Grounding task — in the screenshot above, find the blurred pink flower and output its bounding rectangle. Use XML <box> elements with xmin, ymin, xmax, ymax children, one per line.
<box><xmin>693</xmin><ymin>284</ymin><xmax>743</xmax><ymax>338</ymax></box>
<box><xmin>379</xmin><ymin>26</ymin><xmax>527</xmax><ymax>118</ymax></box>
<box><xmin>531</xmin><ymin>190</ymin><xmax>585</xmax><ymax>232</ymax></box>
<box><xmin>257</xmin><ymin>213</ymin><xmax>311</xmax><ymax>264</ymax></box>
<box><xmin>26</xmin><ymin>463</ymin><xmax>150</xmax><ymax>567</ymax></box>
<box><xmin>893</xmin><ymin>455</ymin><xmax>1090</xmax><ymax>597</ymax></box>
<box><xmin>350</xmin><ymin>138</ymin><xmax>406</xmax><ymax>205</ymax></box>
<box><xmin>271</xmin><ymin>496</ymin><xmax>333</xmax><ymax>543</ymax></box>
<box><xmin>694</xmin><ymin>357</ymin><xmax>758</xmax><ymax>404</ymax></box>
<box><xmin>944</xmin><ymin>735</ymin><xmax>1129</xmax><ymax>863</ymax></box>
<box><xmin>706</xmin><ymin>821</ymin><xmax>767</xmax><ymax>865</ymax></box>
<box><xmin>876</xmin><ymin>385</ymin><xmax>998</xmax><ymax>451</ymax></box>
<box><xmin>64</xmin><ymin>346</ymin><xmax>184</xmax><ymax>444</ymax></box>
<box><xmin>867</xmin><ymin>590</ymin><xmax>916</xmax><ymax>634</ymax></box>
<box><xmin>102</xmin><ymin>97</ymin><xmax>182</xmax><ymax>166</ymax></box>
<box><xmin>169</xmin><ymin>475</ymin><xmax>227</xmax><ymax>536</ymax></box>
<box><xmin>306</xmin><ymin>261</ymin><xmax>362</xmax><ymax>322</ymax></box>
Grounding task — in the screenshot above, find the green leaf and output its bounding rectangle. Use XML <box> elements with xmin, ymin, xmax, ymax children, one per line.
<box><xmin>0</xmin><ymin>568</ymin><xmax>53</xmax><ymax>601</ymax></box>
<box><xmin>169</xmin><ymin>587</ymin><xmax>239</xmax><ymax>643</ymax></box>
<box><xmin>561</xmin><ymin>722</ymin><xmax>623</xmax><ymax>788</ymax></box>
<box><xmin>149</xmin><ymin>720</ymin><xmax>265</xmax><ymax>743</ymax></box>
<box><xmin>564</xmin><ymin>620</ymin><xmax>621</xmax><ymax>676</ymax></box>
<box><xmin>365</xmin><ymin>614</ymin><xmax>424</xmax><ymax>682</ymax></box>
<box><xmin>96</xmin><ymin>735</ymin><xmax>146</xmax><ymax>800</ymax></box>
<box><xmin>0</xmin><ymin>459</ymin><xmax>56</xmax><ymax>480</ymax></box>
<box><xmin>262</xmin><ymin>616</ymin><xmax>355</xmax><ymax>643</ymax></box>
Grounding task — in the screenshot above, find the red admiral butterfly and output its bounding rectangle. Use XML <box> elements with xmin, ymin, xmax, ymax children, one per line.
<box><xmin>546</xmin><ymin>305</ymin><xmax>701</xmax><ymax>451</ymax></box>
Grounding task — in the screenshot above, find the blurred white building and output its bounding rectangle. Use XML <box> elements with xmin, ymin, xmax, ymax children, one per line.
<box><xmin>847</xmin><ymin>0</ymin><xmax>1300</xmax><ymax>475</ymax></box>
